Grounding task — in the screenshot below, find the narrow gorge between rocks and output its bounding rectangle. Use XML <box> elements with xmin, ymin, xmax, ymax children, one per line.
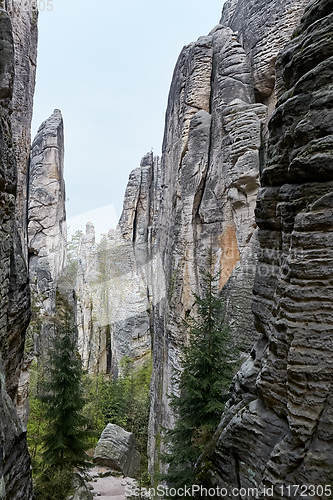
<box><xmin>0</xmin><ymin>0</ymin><xmax>332</xmax><ymax>499</ymax></box>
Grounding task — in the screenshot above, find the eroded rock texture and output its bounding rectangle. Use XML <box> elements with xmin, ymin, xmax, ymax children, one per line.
<box><xmin>0</xmin><ymin>5</ymin><xmax>33</xmax><ymax>498</ymax></box>
<box><xmin>15</xmin><ymin>110</ymin><xmax>66</xmax><ymax>428</ymax></box>
<box><xmin>143</xmin><ymin>0</ymin><xmax>309</xmax><ymax>478</ymax></box>
<box><xmin>27</xmin><ymin>109</ymin><xmax>66</xmax><ymax>353</ymax></box>
<box><xmin>75</xmin><ymin>158</ymin><xmax>155</xmax><ymax>376</ymax></box>
<box><xmin>93</xmin><ymin>423</ymin><xmax>141</xmax><ymax>478</ymax></box>
<box><xmin>208</xmin><ymin>0</ymin><xmax>333</xmax><ymax>494</ymax></box>
<box><xmin>5</xmin><ymin>0</ymin><xmax>38</xmax><ymax>260</ymax></box>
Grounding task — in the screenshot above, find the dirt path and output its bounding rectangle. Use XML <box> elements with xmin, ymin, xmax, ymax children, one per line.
<box><xmin>87</xmin><ymin>466</ymin><xmax>135</xmax><ymax>499</ymax></box>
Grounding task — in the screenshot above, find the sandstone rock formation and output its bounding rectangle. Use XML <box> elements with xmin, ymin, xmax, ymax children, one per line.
<box><xmin>15</xmin><ymin>110</ymin><xmax>67</xmax><ymax>427</ymax></box>
<box><xmin>5</xmin><ymin>0</ymin><xmax>38</xmax><ymax>260</ymax></box>
<box><xmin>75</xmin><ymin>219</ymin><xmax>152</xmax><ymax>376</ymax></box>
<box><xmin>0</xmin><ymin>4</ymin><xmax>34</xmax><ymax>498</ymax></box>
<box><xmin>28</xmin><ymin>109</ymin><xmax>67</xmax><ymax>355</ymax></box>
<box><xmin>73</xmin><ymin>153</ymin><xmax>160</xmax><ymax>376</ymax></box>
<box><xmin>94</xmin><ymin>423</ymin><xmax>141</xmax><ymax>478</ymax></box>
<box><xmin>135</xmin><ymin>0</ymin><xmax>310</xmax><ymax>478</ymax></box>
<box><xmin>208</xmin><ymin>0</ymin><xmax>333</xmax><ymax>493</ymax></box>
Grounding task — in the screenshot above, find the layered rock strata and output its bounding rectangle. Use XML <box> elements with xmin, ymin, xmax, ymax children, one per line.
<box><xmin>0</xmin><ymin>4</ymin><xmax>34</xmax><ymax>498</ymax></box>
<box><xmin>208</xmin><ymin>0</ymin><xmax>333</xmax><ymax>493</ymax></box>
<box><xmin>94</xmin><ymin>423</ymin><xmax>141</xmax><ymax>478</ymax></box>
<box><xmin>140</xmin><ymin>0</ymin><xmax>310</xmax><ymax>477</ymax></box>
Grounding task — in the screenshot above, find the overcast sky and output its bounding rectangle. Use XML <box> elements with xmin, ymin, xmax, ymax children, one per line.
<box><xmin>32</xmin><ymin>0</ymin><xmax>223</xmax><ymax>239</ymax></box>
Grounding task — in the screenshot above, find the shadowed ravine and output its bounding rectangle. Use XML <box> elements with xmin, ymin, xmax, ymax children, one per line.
<box><xmin>0</xmin><ymin>0</ymin><xmax>332</xmax><ymax>498</ymax></box>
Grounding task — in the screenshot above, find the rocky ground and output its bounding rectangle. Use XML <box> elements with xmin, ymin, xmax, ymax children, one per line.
<box><xmin>86</xmin><ymin>466</ymin><xmax>138</xmax><ymax>500</ymax></box>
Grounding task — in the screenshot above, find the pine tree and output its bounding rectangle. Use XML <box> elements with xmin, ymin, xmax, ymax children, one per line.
<box><xmin>36</xmin><ymin>325</ymin><xmax>90</xmax><ymax>499</ymax></box>
<box><xmin>163</xmin><ymin>267</ymin><xmax>237</xmax><ymax>490</ymax></box>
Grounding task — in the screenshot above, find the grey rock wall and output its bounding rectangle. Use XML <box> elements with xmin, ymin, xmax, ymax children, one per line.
<box><xmin>0</xmin><ymin>5</ymin><xmax>33</xmax><ymax>498</ymax></box>
<box><xmin>208</xmin><ymin>0</ymin><xmax>333</xmax><ymax>493</ymax></box>
<box><xmin>28</xmin><ymin>109</ymin><xmax>67</xmax><ymax>355</ymax></box>
<box><xmin>5</xmin><ymin>0</ymin><xmax>38</xmax><ymax>260</ymax></box>
<box><xmin>143</xmin><ymin>0</ymin><xmax>309</xmax><ymax>478</ymax></box>
<box><xmin>74</xmin><ymin>153</ymin><xmax>163</xmax><ymax>376</ymax></box>
<box><xmin>75</xmin><ymin>219</ymin><xmax>152</xmax><ymax>377</ymax></box>
<box><xmin>16</xmin><ymin>109</ymin><xmax>67</xmax><ymax>427</ymax></box>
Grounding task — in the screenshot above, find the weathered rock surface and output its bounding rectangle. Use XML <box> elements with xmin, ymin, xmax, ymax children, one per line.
<box><xmin>5</xmin><ymin>0</ymin><xmax>38</xmax><ymax>260</ymax></box>
<box><xmin>15</xmin><ymin>110</ymin><xmax>67</xmax><ymax>427</ymax></box>
<box><xmin>28</xmin><ymin>109</ymin><xmax>67</xmax><ymax>354</ymax></box>
<box><xmin>75</xmin><ymin>155</ymin><xmax>157</xmax><ymax>375</ymax></box>
<box><xmin>208</xmin><ymin>0</ymin><xmax>333</xmax><ymax>493</ymax></box>
<box><xmin>94</xmin><ymin>424</ymin><xmax>140</xmax><ymax>478</ymax></box>
<box><xmin>0</xmin><ymin>4</ymin><xmax>34</xmax><ymax>498</ymax></box>
<box><xmin>75</xmin><ymin>223</ymin><xmax>151</xmax><ymax>376</ymax></box>
<box><xmin>68</xmin><ymin>474</ymin><xmax>94</xmax><ymax>500</ymax></box>
<box><xmin>127</xmin><ymin>0</ymin><xmax>309</xmax><ymax>478</ymax></box>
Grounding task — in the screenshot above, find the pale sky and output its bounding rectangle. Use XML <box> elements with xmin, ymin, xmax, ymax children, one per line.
<box><xmin>32</xmin><ymin>0</ymin><xmax>224</xmax><ymax>239</ymax></box>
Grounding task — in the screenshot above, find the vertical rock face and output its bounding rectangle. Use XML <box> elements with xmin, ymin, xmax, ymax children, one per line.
<box><xmin>16</xmin><ymin>111</ymin><xmax>66</xmax><ymax>429</ymax></box>
<box><xmin>75</xmin><ymin>152</ymin><xmax>159</xmax><ymax>377</ymax></box>
<box><xmin>0</xmin><ymin>5</ymin><xmax>33</xmax><ymax>498</ymax></box>
<box><xmin>28</xmin><ymin>109</ymin><xmax>66</xmax><ymax>355</ymax></box>
<box><xmin>5</xmin><ymin>0</ymin><xmax>38</xmax><ymax>259</ymax></box>
<box><xmin>209</xmin><ymin>0</ymin><xmax>333</xmax><ymax>491</ymax></box>
<box><xmin>20</xmin><ymin>110</ymin><xmax>66</xmax><ymax>426</ymax></box>
<box><xmin>141</xmin><ymin>0</ymin><xmax>309</xmax><ymax>477</ymax></box>
<box><xmin>75</xmin><ymin>222</ymin><xmax>152</xmax><ymax>376</ymax></box>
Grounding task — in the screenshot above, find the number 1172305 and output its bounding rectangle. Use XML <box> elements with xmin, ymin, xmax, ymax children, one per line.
<box><xmin>279</xmin><ymin>485</ymin><xmax>332</xmax><ymax>497</ymax></box>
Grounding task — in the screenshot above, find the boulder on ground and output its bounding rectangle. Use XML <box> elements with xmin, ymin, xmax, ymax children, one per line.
<box><xmin>93</xmin><ymin>423</ymin><xmax>140</xmax><ymax>477</ymax></box>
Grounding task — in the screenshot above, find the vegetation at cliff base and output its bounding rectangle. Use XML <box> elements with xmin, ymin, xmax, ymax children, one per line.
<box><xmin>83</xmin><ymin>356</ymin><xmax>152</xmax><ymax>483</ymax></box>
<box><xmin>28</xmin><ymin>353</ymin><xmax>152</xmax><ymax>495</ymax></box>
<box><xmin>28</xmin><ymin>325</ymin><xmax>90</xmax><ymax>499</ymax></box>
<box><xmin>163</xmin><ymin>269</ymin><xmax>238</xmax><ymax>490</ymax></box>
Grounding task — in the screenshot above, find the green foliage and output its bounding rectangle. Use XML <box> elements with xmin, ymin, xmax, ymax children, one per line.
<box><xmin>67</xmin><ymin>229</ymin><xmax>83</xmax><ymax>262</ymax></box>
<box><xmin>33</xmin><ymin>468</ymin><xmax>74</xmax><ymax>500</ymax></box>
<box><xmin>163</xmin><ymin>268</ymin><xmax>238</xmax><ymax>490</ymax></box>
<box><xmin>27</xmin><ymin>362</ymin><xmax>47</xmax><ymax>471</ymax></box>
<box><xmin>83</xmin><ymin>356</ymin><xmax>152</xmax><ymax>481</ymax></box>
<box><xmin>40</xmin><ymin>330</ymin><xmax>90</xmax><ymax>469</ymax></box>
<box><xmin>24</xmin><ymin>290</ymin><xmax>43</xmax><ymax>356</ymax></box>
<box><xmin>29</xmin><ymin>350</ymin><xmax>152</xmax><ymax>495</ymax></box>
<box><xmin>28</xmin><ymin>325</ymin><xmax>91</xmax><ymax>499</ymax></box>
<box><xmin>62</xmin><ymin>230</ymin><xmax>83</xmax><ymax>288</ymax></box>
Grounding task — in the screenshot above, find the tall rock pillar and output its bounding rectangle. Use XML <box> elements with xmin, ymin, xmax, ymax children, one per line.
<box><xmin>28</xmin><ymin>109</ymin><xmax>67</xmax><ymax>354</ymax></box>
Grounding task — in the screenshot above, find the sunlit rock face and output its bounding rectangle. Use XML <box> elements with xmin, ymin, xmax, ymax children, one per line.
<box><xmin>139</xmin><ymin>0</ymin><xmax>310</xmax><ymax>478</ymax></box>
<box><xmin>208</xmin><ymin>0</ymin><xmax>333</xmax><ymax>491</ymax></box>
<box><xmin>0</xmin><ymin>3</ymin><xmax>36</xmax><ymax>497</ymax></box>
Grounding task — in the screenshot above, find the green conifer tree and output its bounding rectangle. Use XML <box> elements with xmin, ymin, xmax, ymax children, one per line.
<box><xmin>36</xmin><ymin>325</ymin><xmax>90</xmax><ymax>499</ymax></box>
<box><xmin>163</xmin><ymin>266</ymin><xmax>237</xmax><ymax>490</ymax></box>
